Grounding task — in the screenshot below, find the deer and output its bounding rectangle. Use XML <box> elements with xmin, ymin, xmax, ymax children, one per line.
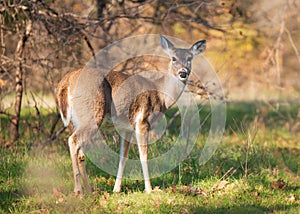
<box><xmin>55</xmin><ymin>35</ymin><xmax>206</xmax><ymax>195</ymax></box>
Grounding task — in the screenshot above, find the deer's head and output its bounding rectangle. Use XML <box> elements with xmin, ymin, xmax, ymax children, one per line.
<box><xmin>160</xmin><ymin>35</ymin><xmax>206</xmax><ymax>83</ymax></box>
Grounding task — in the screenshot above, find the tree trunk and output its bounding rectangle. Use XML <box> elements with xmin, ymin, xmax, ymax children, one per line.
<box><xmin>9</xmin><ymin>21</ymin><xmax>32</xmax><ymax>143</ymax></box>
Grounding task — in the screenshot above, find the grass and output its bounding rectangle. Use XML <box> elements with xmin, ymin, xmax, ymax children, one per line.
<box><xmin>0</xmin><ymin>101</ymin><xmax>299</xmax><ymax>213</ymax></box>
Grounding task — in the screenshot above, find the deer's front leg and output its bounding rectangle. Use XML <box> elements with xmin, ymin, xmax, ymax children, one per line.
<box><xmin>135</xmin><ymin>119</ymin><xmax>152</xmax><ymax>194</ymax></box>
<box><xmin>68</xmin><ymin>133</ymin><xmax>82</xmax><ymax>196</ymax></box>
<box><xmin>113</xmin><ymin>133</ymin><xmax>131</xmax><ymax>193</ymax></box>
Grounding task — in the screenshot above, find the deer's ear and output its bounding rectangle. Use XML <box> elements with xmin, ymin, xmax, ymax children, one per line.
<box><xmin>160</xmin><ymin>35</ymin><xmax>175</xmax><ymax>56</ymax></box>
<box><xmin>190</xmin><ymin>40</ymin><xmax>206</xmax><ymax>56</ymax></box>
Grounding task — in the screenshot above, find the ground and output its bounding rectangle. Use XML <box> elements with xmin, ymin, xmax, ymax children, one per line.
<box><xmin>0</xmin><ymin>101</ymin><xmax>299</xmax><ymax>213</ymax></box>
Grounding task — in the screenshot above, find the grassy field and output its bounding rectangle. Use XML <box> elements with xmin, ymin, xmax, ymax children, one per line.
<box><xmin>0</xmin><ymin>101</ymin><xmax>299</xmax><ymax>213</ymax></box>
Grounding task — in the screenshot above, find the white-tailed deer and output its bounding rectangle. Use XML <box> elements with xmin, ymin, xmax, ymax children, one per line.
<box><xmin>56</xmin><ymin>35</ymin><xmax>206</xmax><ymax>195</ymax></box>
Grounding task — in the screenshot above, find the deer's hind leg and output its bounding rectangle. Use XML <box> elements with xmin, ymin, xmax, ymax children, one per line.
<box><xmin>68</xmin><ymin>132</ymin><xmax>83</xmax><ymax>196</ymax></box>
<box><xmin>78</xmin><ymin>147</ymin><xmax>92</xmax><ymax>194</ymax></box>
<box><xmin>135</xmin><ymin>114</ymin><xmax>152</xmax><ymax>194</ymax></box>
<box><xmin>113</xmin><ymin>132</ymin><xmax>131</xmax><ymax>193</ymax></box>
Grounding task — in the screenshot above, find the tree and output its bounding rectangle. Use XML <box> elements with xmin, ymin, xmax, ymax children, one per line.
<box><xmin>0</xmin><ymin>1</ymin><xmax>95</xmax><ymax>143</ymax></box>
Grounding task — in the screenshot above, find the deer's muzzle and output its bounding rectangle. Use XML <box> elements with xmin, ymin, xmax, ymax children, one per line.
<box><xmin>178</xmin><ymin>68</ymin><xmax>189</xmax><ymax>81</ymax></box>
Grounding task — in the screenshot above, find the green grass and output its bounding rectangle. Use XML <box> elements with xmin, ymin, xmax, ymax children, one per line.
<box><xmin>0</xmin><ymin>101</ymin><xmax>299</xmax><ymax>213</ymax></box>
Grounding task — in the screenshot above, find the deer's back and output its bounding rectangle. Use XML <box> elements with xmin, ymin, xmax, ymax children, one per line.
<box><xmin>56</xmin><ymin>69</ymin><xmax>165</xmax><ymax>130</ymax></box>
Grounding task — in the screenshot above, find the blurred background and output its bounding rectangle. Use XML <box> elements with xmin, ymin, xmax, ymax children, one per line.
<box><xmin>0</xmin><ymin>0</ymin><xmax>299</xmax><ymax>143</ymax></box>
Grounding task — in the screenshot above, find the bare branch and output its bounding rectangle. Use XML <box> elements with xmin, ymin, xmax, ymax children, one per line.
<box><xmin>285</xmin><ymin>27</ymin><xmax>300</xmax><ymax>65</ymax></box>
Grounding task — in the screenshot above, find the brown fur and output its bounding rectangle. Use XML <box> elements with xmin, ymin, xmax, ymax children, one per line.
<box><xmin>56</xmin><ymin>68</ymin><xmax>113</xmax><ymax>128</ymax></box>
<box><xmin>55</xmin><ymin>69</ymin><xmax>82</xmax><ymax>121</ymax></box>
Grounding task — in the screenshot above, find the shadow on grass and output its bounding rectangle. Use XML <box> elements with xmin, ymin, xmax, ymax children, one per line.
<box><xmin>191</xmin><ymin>204</ymin><xmax>300</xmax><ymax>214</ymax></box>
<box><xmin>225</xmin><ymin>101</ymin><xmax>300</xmax><ymax>132</ymax></box>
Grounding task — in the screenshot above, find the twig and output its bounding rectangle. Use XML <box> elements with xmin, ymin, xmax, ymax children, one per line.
<box><xmin>48</xmin><ymin>112</ymin><xmax>62</xmax><ymax>140</ymax></box>
<box><xmin>186</xmin><ymin>79</ymin><xmax>225</xmax><ymax>101</ymax></box>
<box><xmin>51</xmin><ymin>126</ymin><xmax>67</xmax><ymax>141</ymax></box>
<box><xmin>285</xmin><ymin>27</ymin><xmax>300</xmax><ymax>64</ymax></box>
<box><xmin>275</xmin><ymin>20</ymin><xmax>285</xmax><ymax>85</ymax></box>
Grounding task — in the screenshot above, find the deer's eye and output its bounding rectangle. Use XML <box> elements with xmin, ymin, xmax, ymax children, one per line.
<box><xmin>172</xmin><ymin>57</ymin><xmax>177</xmax><ymax>62</ymax></box>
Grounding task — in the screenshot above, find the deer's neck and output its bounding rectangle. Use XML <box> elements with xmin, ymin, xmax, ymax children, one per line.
<box><xmin>156</xmin><ymin>72</ymin><xmax>186</xmax><ymax>110</ymax></box>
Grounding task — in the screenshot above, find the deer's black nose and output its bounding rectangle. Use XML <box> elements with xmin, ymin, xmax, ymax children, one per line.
<box><xmin>179</xmin><ymin>71</ymin><xmax>187</xmax><ymax>79</ymax></box>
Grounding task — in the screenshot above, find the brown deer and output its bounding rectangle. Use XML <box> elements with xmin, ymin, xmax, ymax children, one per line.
<box><xmin>56</xmin><ymin>35</ymin><xmax>206</xmax><ymax>195</ymax></box>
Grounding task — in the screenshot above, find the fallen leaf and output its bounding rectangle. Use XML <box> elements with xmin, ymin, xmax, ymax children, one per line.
<box><xmin>166</xmin><ymin>198</ymin><xmax>174</xmax><ymax>205</ymax></box>
<box><xmin>181</xmin><ymin>208</ymin><xmax>189</xmax><ymax>214</ymax></box>
<box><xmin>288</xmin><ymin>194</ymin><xmax>296</xmax><ymax>202</ymax></box>
<box><xmin>212</xmin><ymin>180</ymin><xmax>229</xmax><ymax>191</ymax></box>
<box><xmin>179</xmin><ymin>185</ymin><xmax>207</xmax><ymax>196</ymax></box>
<box><xmin>271</xmin><ymin>179</ymin><xmax>287</xmax><ymax>190</ymax></box>
<box><xmin>170</xmin><ymin>185</ymin><xmax>177</xmax><ymax>193</ymax></box>
<box><xmin>55</xmin><ymin>197</ymin><xmax>65</xmax><ymax>204</ymax></box>
<box><xmin>52</xmin><ymin>187</ymin><xmax>64</xmax><ymax>197</ymax></box>
<box><xmin>100</xmin><ymin>198</ymin><xmax>108</xmax><ymax>208</ymax></box>
<box><xmin>150</xmin><ymin>200</ymin><xmax>156</xmax><ymax>206</ymax></box>
<box><xmin>153</xmin><ymin>186</ymin><xmax>162</xmax><ymax>192</ymax></box>
<box><xmin>4</xmin><ymin>141</ymin><xmax>14</xmax><ymax>149</ymax></box>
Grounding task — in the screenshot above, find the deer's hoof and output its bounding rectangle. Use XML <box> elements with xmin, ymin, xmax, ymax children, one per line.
<box><xmin>74</xmin><ymin>190</ymin><xmax>83</xmax><ymax>199</ymax></box>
